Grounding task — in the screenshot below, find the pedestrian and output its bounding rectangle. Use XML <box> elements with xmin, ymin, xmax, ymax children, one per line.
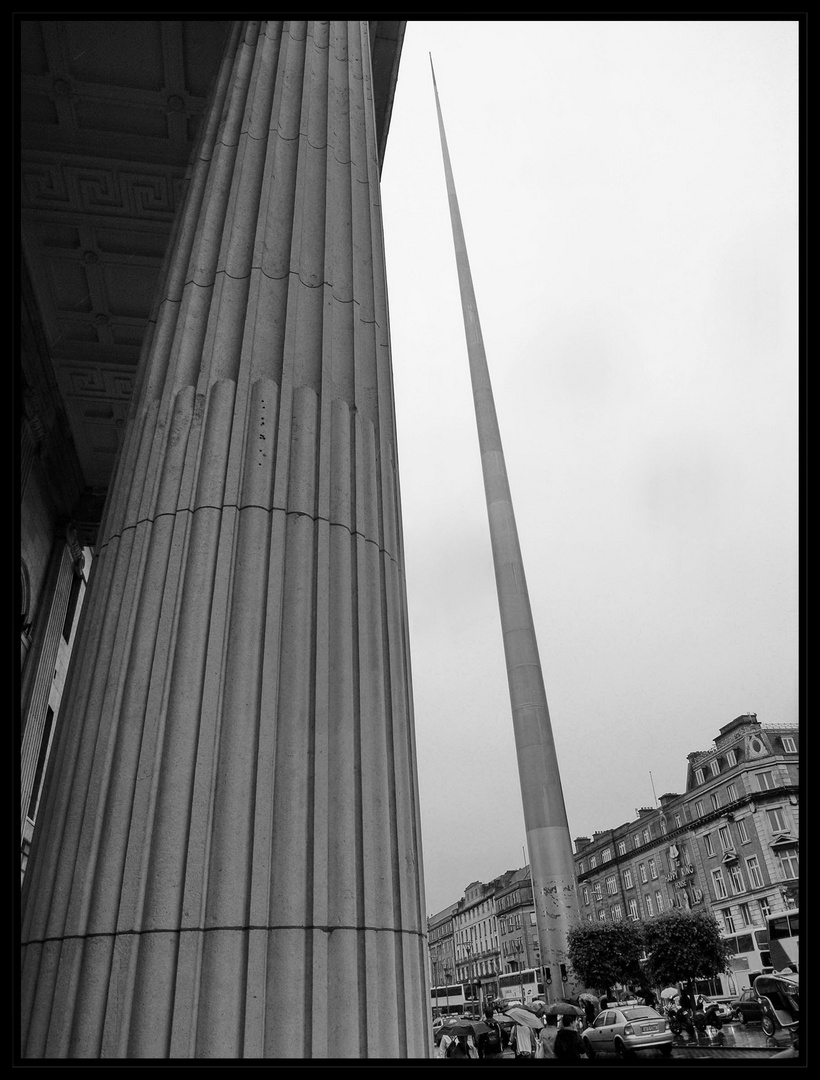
<box><xmin>445</xmin><ymin>1034</ymin><xmax>478</xmax><ymax>1059</ymax></box>
<box><xmin>536</xmin><ymin>1015</ymin><xmax>558</xmax><ymax>1059</ymax></box>
<box><xmin>511</xmin><ymin>1021</ymin><xmax>537</xmax><ymax>1060</ymax></box>
<box><xmin>553</xmin><ymin>1014</ymin><xmax>586</xmax><ymax>1061</ymax></box>
<box><xmin>477</xmin><ymin>1006</ymin><xmax>506</xmax><ymax>1060</ymax></box>
<box><xmin>583</xmin><ymin>999</ymin><xmax>597</xmax><ymax>1027</ymax></box>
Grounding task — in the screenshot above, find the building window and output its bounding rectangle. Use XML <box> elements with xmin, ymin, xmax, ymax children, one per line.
<box><xmin>674</xmin><ymin>813</ymin><xmax>682</xmax><ymax>828</ymax></box>
<box><xmin>602</xmin><ymin>848</ymin><xmax>612</xmax><ymax>862</ymax></box>
<box><xmin>623</xmin><ymin>869</ymin><xmax>633</xmax><ymax>889</ymax></box>
<box><xmin>638</xmin><ymin>863</ymin><xmax>647</xmax><ymax>884</ymax></box>
<box><xmin>643</xmin><ymin>828</ymin><xmax>650</xmax><ymax>844</ymax></box>
<box><xmin>756</xmin><ymin>771</ymin><xmax>775</xmax><ymax>791</ymax></box>
<box><xmin>649</xmin><ymin>858</ymin><xmax>658</xmax><ymax>880</ymax></box>
<box><xmin>606</xmin><ymin>876</ymin><xmax>617</xmax><ymax>896</ymax></box>
<box><xmin>737</xmin><ymin>819</ymin><xmax>749</xmax><ymax>844</ymax></box>
<box><xmin>627</xmin><ymin>899</ymin><xmax>639</xmax><ymax>921</ymax></box>
<box><xmin>729</xmin><ymin>865</ymin><xmax>744</xmax><ymax>894</ymax></box>
<box><xmin>578</xmin><ymin>861</ymin><xmax>585</xmax><ymax>875</ymax></box>
<box><xmin>26</xmin><ymin>706</ymin><xmax>55</xmax><ymax>823</ymax></box>
<box><xmin>645</xmin><ymin>894</ymin><xmax>654</xmax><ymax>917</ymax></box>
<box><xmin>738</xmin><ymin>902</ymin><xmax>753</xmax><ymax>926</ymax></box>
<box><xmin>721</xmin><ymin>908</ymin><xmax>735</xmax><ymax>934</ymax></box>
<box><xmin>710</xmin><ymin>792</ymin><xmax>721</xmax><ymax>811</ymax></box>
<box><xmin>655</xmin><ymin>891</ymin><xmax>664</xmax><ymax>912</ymax></box>
<box><xmin>726</xmin><ymin>749</ymin><xmax>737</xmax><ymax>767</ymax></box>
<box><xmin>694</xmin><ymin>801</ymin><xmax>704</xmax><ymax>818</ymax></box>
<box><xmin>660</xmin><ymin>818</ymin><xmax>667</xmax><ymax>833</ymax></box>
<box><xmin>695</xmin><ymin>768</ymin><xmax>705</xmax><ymax>785</ymax></box>
<box><xmin>633</xmin><ymin>835</ymin><xmax>641</xmax><ymax>849</ymax></box>
<box><xmin>589</xmin><ymin>855</ymin><xmax>597</xmax><ymax>868</ymax></box>
<box><xmin>61</xmin><ymin>571</ymin><xmax>82</xmax><ymax>642</ymax></box>
<box><xmin>781</xmin><ymin>736</ymin><xmax>796</xmax><ymax>753</ymax></box>
<box><xmin>718</xmin><ymin>825</ymin><xmax>733</xmax><ymax>851</ymax></box>
<box><xmin>611</xmin><ymin>904</ymin><xmax>622</xmax><ymax>921</ymax></box>
<box><xmin>617</xmin><ymin>841</ymin><xmax>626</xmax><ymax>856</ymax></box>
<box><xmin>757</xmin><ymin>896</ymin><xmax>771</xmax><ymax>919</ymax></box>
<box><xmin>703</xmin><ymin>833</ymin><xmax>715</xmax><ymax>857</ymax></box>
<box><xmin>712</xmin><ymin>869</ymin><xmax>728</xmax><ymax>900</ymax></box>
<box><xmin>727</xmin><ymin>783</ymin><xmax>737</xmax><ymax>802</ymax></box>
<box><xmin>582</xmin><ymin>887</ymin><xmax>590</xmax><ymax>906</ymax></box>
<box><xmin>776</xmin><ymin>848</ymin><xmax>799</xmax><ymax>879</ymax></box>
<box><xmin>594</xmin><ymin>883</ymin><xmax>602</xmax><ymax>901</ymax></box>
<box><xmin>710</xmin><ymin>759</ymin><xmax>720</xmax><ymax>777</ymax></box>
<box><xmin>766</xmin><ymin>807</ymin><xmax>787</xmax><ymax>833</ymax></box>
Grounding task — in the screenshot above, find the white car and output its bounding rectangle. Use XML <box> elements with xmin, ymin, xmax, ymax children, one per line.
<box><xmin>582</xmin><ymin>1006</ymin><xmax>673</xmax><ymax>1059</ymax></box>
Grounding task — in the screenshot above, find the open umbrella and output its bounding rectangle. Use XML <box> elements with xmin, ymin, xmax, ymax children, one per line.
<box><xmin>661</xmin><ymin>987</ymin><xmax>680</xmax><ymax>1000</ymax></box>
<box><xmin>448</xmin><ymin>1020</ymin><xmax>490</xmax><ymax>1040</ymax></box>
<box><xmin>578</xmin><ymin>993</ymin><xmax>600</xmax><ymax>1006</ymax></box>
<box><xmin>502</xmin><ymin>1005</ymin><xmax>544</xmax><ymax>1029</ymax></box>
<box><xmin>545</xmin><ymin>1002</ymin><xmax>584</xmax><ymax>1017</ymax></box>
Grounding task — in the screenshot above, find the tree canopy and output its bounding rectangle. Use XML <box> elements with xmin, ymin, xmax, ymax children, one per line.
<box><xmin>643</xmin><ymin>908</ymin><xmax>735</xmax><ymax>992</ymax></box>
<box><xmin>566</xmin><ymin>920</ymin><xmax>645</xmax><ymax>994</ymax></box>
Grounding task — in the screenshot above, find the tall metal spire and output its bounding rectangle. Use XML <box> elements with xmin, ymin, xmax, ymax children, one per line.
<box><xmin>430</xmin><ymin>56</ymin><xmax>580</xmax><ymax>997</ymax></box>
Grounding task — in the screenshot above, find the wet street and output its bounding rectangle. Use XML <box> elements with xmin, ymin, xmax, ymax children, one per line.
<box><xmin>432</xmin><ymin>1019</ymin><xmax>797</xmax><ymax>1061</ymax></box>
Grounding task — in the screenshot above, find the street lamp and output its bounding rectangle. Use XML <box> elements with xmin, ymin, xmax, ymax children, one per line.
<box><xmin>512</xmin><ymin>939</ymin><xmax>524</xmax><ymax>1003</ymax></box>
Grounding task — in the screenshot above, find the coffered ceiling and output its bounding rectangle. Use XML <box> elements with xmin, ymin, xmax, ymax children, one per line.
<box><xmin>19</xmin><ymin>20</ymin><xmax>403</xmax><ymax>533</ymax></box>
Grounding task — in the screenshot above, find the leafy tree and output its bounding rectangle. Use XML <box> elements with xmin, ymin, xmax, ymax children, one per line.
<box><xmin>566</xmin><ymin>920</ymin><xmax>645</xmax><ymax>994</ymax></box>
<box><xmin>643</xmin><ymin>909</ymin><xmax>734</xmax><ymax>1001</ymax></box>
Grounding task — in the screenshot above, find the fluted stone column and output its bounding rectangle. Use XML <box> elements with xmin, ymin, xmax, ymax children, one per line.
<box><xmin>20</xmin><ymin>21</ymin><xmax>428</xmax><ymax>1059</ymax></box>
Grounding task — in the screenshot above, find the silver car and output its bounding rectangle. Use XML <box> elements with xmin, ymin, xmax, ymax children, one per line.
<box><xmin>581</xmin><ymin>1006</ymin><xmax>674</xmax><ymax>1058</ymax></box>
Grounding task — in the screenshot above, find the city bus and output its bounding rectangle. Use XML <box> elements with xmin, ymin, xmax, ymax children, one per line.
<box><xmin>430</xmin><ymin>982</ymin><xmax>479</xmax><ymax>1017</ymax></box>
<box><xmin>498</xmin><ymin>968</ymin><xmax>544</xmax><ymax>1006</ymax></box>
<box><xmin>766</xmin><ymin>909</ymin><xmax>799</xmax><ymax>972</ymax></box>
<box><xmin>696</xmin><ymin>927</ymin><xmax>773</xmax><ymax>998</ymax></box>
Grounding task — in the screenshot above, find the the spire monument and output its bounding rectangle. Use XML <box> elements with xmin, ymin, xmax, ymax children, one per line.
<box><xmin>430</xmin><ymin>57</ymin><xmax>581</xmax><ymax>996</ymax></box>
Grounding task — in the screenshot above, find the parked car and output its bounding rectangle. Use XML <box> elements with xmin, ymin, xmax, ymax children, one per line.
<box><xmin>730</xmin><ymin>988</ymin><xmax>765</xmax><ymax>1024</ymax></box>
<box><xmin>581</xmin><ymin>1006</ymin><xmax>673</xmax><ymax>1058</ymax></box>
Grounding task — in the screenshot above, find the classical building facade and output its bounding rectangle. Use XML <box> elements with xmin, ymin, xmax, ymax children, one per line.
<box><xmin>20</xmin><ymin>19</ymin><xmax>429</xmax><ymax>1060</ymax></box>
<box><xmin>426</xmin><ymin>713</ymin><xmax>798</xmax><ymax>1006</ymax></box>
<box><xmin>573</xmin><ymin>713</ymin><xmax>798</xmax><ymax>992</ymax></box>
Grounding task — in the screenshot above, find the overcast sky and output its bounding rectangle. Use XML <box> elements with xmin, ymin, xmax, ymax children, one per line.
<box><xmin>379</xmin><ymin>19</ymin><xmax>800</xmax><ymax>918</ymax></box>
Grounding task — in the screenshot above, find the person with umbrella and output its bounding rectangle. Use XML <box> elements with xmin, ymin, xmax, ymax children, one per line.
<box><xmin>502</xmin><ymin>1005</ymin><xmax>542</xmax><ymax>1060</ymax></box>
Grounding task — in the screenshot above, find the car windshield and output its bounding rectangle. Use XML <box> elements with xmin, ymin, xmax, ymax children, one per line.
<box><xmin>622</xmin><ymin>1008</ymin><xmax>660</xmax><ymax>1021</ymax></box>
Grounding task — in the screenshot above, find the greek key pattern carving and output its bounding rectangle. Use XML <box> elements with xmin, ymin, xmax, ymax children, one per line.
<box><xmin>22</xmin><ymin>161</ymin><xmax>184</xmax><ymax>221</ymax></box>
<box><xmin>62</xmin><ymin>365</ymin><xmax>134</xmax><ymax>400</ymax></box>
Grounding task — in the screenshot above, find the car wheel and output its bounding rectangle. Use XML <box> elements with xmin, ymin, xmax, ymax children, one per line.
<box><xmin>613</xmin><ymin>1039</ymin><xmax>632</xmax><ymax>1058</ymax></box>
<box><xmin>761</xmin><ymin>1015</ymin><xmax>775</xmax><ymax>1037</ymax></box>
<box><xmin>583</xmin><ymin>1038</ymin><xmax>596</xmax><ymax>1060</ymax></box>
<box><xmin>738</xmin><ymin>1013</ymin><xmax>747</xmax><ymax>1025</ymax></box>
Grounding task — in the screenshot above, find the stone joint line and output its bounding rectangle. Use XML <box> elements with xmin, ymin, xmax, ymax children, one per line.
<box><xmin>22</xmin><ymin>922</ymin><xmax>426</xmax><ymax>948</ymax></box>
<box><xmin>100</xmin><ymin>505</ymin><xmax>400</xmax><ymax>566</ymax></box>
<box><xmin>214</xmin><ymin>126</ymin><xmax>360</xmax><ymax>171</ymax></box>
<box><xmin>164</xmin><ymin>271</ymin><xmax>382</xmax><ymax>325</ymax></box>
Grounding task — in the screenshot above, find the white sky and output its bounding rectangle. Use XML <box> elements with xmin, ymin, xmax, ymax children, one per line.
<box><xmin>379</xmin><ymin>19</ymin><xmax>800</xmax><ymax>918</ymax></box>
